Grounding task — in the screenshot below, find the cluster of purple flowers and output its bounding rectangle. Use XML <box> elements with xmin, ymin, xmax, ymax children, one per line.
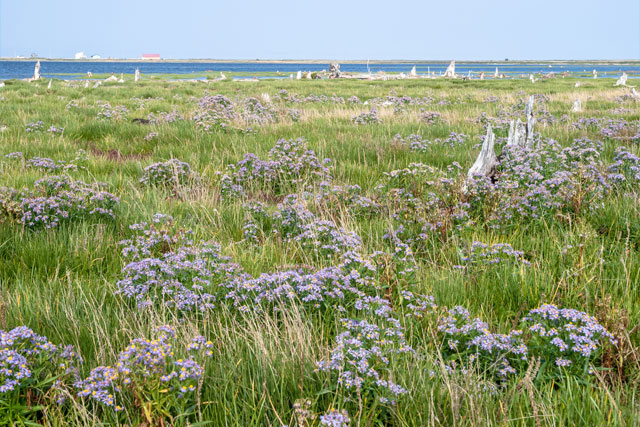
<box><xmin>241</xmin><ymin>97</ymin><xmax>277</xmax><ymax>125</ymax></box>
<box><xmin>192</xmin><ymin>94</ymin><xmax>237</xmax><ymax>131</ymax></box>
<box><xmin>313</xmin><ymin>182</ymin><xmax>379</xmax><ymax>215</ymax></box>
<box><xmin>25</xmin><ymin>121</ymin><xmax>44</xmax><ymax>133</ymax></box>
<box><xmin>392</xmin><ymin>133</ymin><xmax>431</xmax><ymax>152</ymax></box>
<box><xmin>277</xmin><ymin>90</ymin><xmax>347</xmax><ymax>104</ymax></box>
<box><xmin>319</xmin><ymin>408</ymin><xmax>350</xmax><ymax>426</ymax></box>
<box><xmin>469</xmin><ymin>138</ymin><xmax>609</xmax><ymax>225</ymax></box>
<box><xmin>438</xmin><ymin>306</ymin><xmax>528</xmax><ymax>380</ymax></box>
<box><xmin>0</xmin><ymin>326</ymin><xmax>81</xmax><ymax>399</ymax></box>
<box><xmin>76</xmin><ymin>325</ymin><xmax>212</xmax><ymax>413</ymax></box>
<box><xmin>316</xmin><ymin>315</ymin><xmax>411</xmax><ymax>405</ymax></box>
<box><xmin>437</xmin><ymin>303</ymin><xmax>617</xmax><ymax>382</ymax></box>
<box><xmin>457</xmin><ymin>241</ymin><xmax>530</xmax><ymax>268</ymax></box>
<box><xmin>220</xmin><ymin>138</ymin><xmax>331</xmax><ymax>198</ymax></box>
<box><xmin>607</xmin><ymin>147</ymin><xmax>640</xmax><ymax>187</ymax></box>
<box><xmin>376</xmin><ymin>163</ymin><xmax>469</xmax><ymax>251</ymax></box>
<box><xmin>370</xmin><ymin>95</ymin><xmax>435</xmax><ymax>108</ymax></box>
<box><xmin>96</xmin><ymin>102</ymin><xmax>129</xmax><ymax>120</ymax></box>
<box><xmin>522</xmin><ymin>304</ymin><xmax>617</xmax><ymax>375</ymax></box>
<box><xmin>147</xmin><ymin>110</ymin><xmax>183</xmax><ymax>125</ymax></box>
<box><xmin>0</xmin><ymin>175</ymin><xmax>119</xmax><ymax>229</ymax></box>
<box><xmin>5</xmin><ymin>150</ymin><xmax>87</xmax><ymax>173</ymax></box>
<box><xmin>143</xmin><ymin>131</ymin><xmax>158</xmax><ymax>141</ymax></box>
<box><xmin>352</xmin><ymin>107</ymin><xmax>382</xmax><ymax>125</ymax></box>
<box><xmin>435</xmin><ymin>132</ymin><xmax>467</xmax><ymax>148</ymax></box>
<box><xmin>117</xmin><ymin>216</ymin><xmax>244</xmax><ymax>311</ymax></box>
<box><xmin>245</xmin><ymin>194</ymin><xmax>362</xmax><ymax>259</ymax></box>
<box><xmin>287</xmin><ymin>108</ymin><xmax>301</xmax><ymax>122</ymax></box>
<box><xmin>599</xmin><ymin>118</ymin><xmax>640</xmax><ymax>143</ymax></box>
<box><xmin>139</xmin><ymin>158</ymin><xmax>195</xmax><ymax>188</ymax></box>
<box><xmin>420</xmin><ymin>110</ymin><xmax>442</xmax><ymax>125</ymax></box>
<box><xmin>47</xmin><ymin>126</ymin><xmax>64</xmax><ymax>134</ymax></box>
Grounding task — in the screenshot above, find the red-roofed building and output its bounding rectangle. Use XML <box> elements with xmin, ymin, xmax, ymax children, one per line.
<box><xmin>141</xmin><ymin>54</ymin><xmax>161</xmax><ymax>60</ymax></box>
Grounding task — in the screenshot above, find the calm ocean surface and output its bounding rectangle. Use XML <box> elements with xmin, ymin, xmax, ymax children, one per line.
<box><xmin>1</xmin><ymin>60</ymin><xmax>639</xmax><ymax>80</ymax></box>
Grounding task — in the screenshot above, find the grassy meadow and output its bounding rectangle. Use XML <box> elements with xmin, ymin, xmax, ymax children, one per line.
<box><xmin>0</xmin><ymin>74</ymin><xmax>639</xmax><ymax>425</ymax></box>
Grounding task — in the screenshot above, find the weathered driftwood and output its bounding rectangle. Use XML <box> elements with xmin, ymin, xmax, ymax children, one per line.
<box><xmin>296</xmin><ymin>71</ymin><xmax>302</xmax><ymax>80</ymax></box>
<box><xmin>479</xmin><ymin>72</ymin><xmax>485</xmax><ymax>80</ymax></box>
<box><xmin>592</xmin><ymin>69</ymin><xmax>597</xmax><ymax>79</ymax></box>
<box><xmin>261</xmin><ymin>93</ymin><xmax>271</xmax><ymax>103</ymax></box>
<box><xmin>466</xmin><ymin>125</ymin><xmax>498</xmax><ymax>188</ymax></box>
<box><xmin>444</xmin><ymin>61</ymin><xmax>456</xmax><ymax>78</ymax></box>
<box><xmin>306</xmin><ymin>72</ymin><xmax>312</xmax><ymax>79</ymax></box>
<box><xmin>33</xmin><ymin>61</ymin><xmax>41</xmax><ymax>80</ymax></box>
<box><xmin>571</xmin><ymin>99</ymin><xmax>582</xmax><ymax>112</ymax></box>
<box><xmin>525</xmin><ymin>96</ymin><xmax>535</xmax><ymax>148</ymax></box>
<box><xmin>135</xmin><ymin>68</ymin><xmax>140</xmax><ymax>82</ymax></box>
<box><xmin>87</xmin><ymin>71</ymin><xmax>92</xmax><ymax>78</ymax></box>
<box><xmin>529</xmin><ymin>74</ymin><xmax>536</xmax><ymax>83</ymax></box>
<box><xmin>631</xmin><ymin>88</ymin><xmax>640</xmax><ymax>100</ymax></box>
<box><xmin>105</xmin><ymin>74</ymin><xmax>118</xmax><ymax>82</ymax></box>
<box><xmin>507</xmin><ymin>96</ymin><xmax>536</xmax><ymax>148</ymax></box>
<box><xmin>494</xmin><ymin>67</ymin><xmax>499</xmax><ymax>78</ymax></box>
<box><xmin>118</xmin><ymin>73</ymin><xmax>124</xmax><ymax>83</ymax></box>
<box><xmin>329</xmin><ymin>63</ymin><xmax>342</xmax><ymax>79</ymax></box>
<box><xmin>84</xmin><ymin>80</ymin><xmax>89</xmax><ymax>88</ymax></box>
<box><xmin>409</xmin><ymin>66</ymin><xmax>417</xmax><ymax>77</ymax></box>
<box><xmin>615</xmin><ymin>72</ymin><xmax>628</xmax><ymax>87</ymax></box>
<box><xmin>575</xmin><ymin>81</ymin><xmax>581</xmax><ymax>87</ymax></box>
<box><xmin>468</xmin><ymin>98</ymin><xmax>537</xmax><ymax>188</ymax></box>
<box><xmin>47</xmin><ymin>79</ymin><xmax>52</xmax><ymax>89</ymax></box>
<box><xmin>93</xmin><ymin>81</ymin><xmax>102</xmax><ymax>88</ymax></box>
<box><xmin>219</xmin><ymin>72</ymin><xmax>227</xmax><ymax>80</ymax></box>
<box><xmin>507</xmin><ymin>119</ymin><xmax>526</xmax><ymax>147</ymax></box>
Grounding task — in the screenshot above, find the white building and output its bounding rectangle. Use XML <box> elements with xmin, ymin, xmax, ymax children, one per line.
<box><xmin>91</xmin><ymin>55</ymin><xmax>101</xmax><ymax>59</ymax></box>
<box><xmin>75</xmin><ymin>52</ymin><xmax>87</xmax><ymax>59</ymax></box>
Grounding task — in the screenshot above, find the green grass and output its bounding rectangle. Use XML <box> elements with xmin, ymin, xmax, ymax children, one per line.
<box><xmin>1</xmin><ymin>76</ymin><xmax>639</xmax><ymax>425</ymax></box>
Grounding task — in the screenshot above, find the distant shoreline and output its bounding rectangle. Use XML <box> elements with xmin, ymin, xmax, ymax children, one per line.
<box><xmin>2</xmin><ymin>58</ymin><xmax>639</xmax><ymax>65</ymax></box>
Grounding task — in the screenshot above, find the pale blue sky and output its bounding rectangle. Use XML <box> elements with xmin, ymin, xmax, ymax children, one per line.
<box><xmin>1</xmin><ymin>0</ymin><xmax>638</xmax><ymax>60</ymax></box>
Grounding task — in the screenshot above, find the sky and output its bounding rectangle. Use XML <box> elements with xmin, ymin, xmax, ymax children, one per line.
<box><xmin>1</xmin><ymin>0</ymin><xmax>638</xmax><ymax>60</ymax></box>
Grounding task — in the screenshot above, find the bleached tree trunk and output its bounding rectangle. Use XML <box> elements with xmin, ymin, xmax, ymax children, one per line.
<box><xmin>507</xmin><ymin>96</ymin><xmax>536</xmax><ymax>148</ymax></box>
<box><xmin>615</xmin><ymin>73</ymin><xmax>628</xmax><ymax>87</ymax></box>
<box><xmin>571</xmin><ymin>99</ymin><xmax>582</xmax><ymax>112</ymax></box>
<box><xmin>525</xmin><ymin>95</ymin><xmax>535</xmax><ymax>148</ymax></box>
<box><xmin>444</xmin><ymin>61</ymin><xmax>456</xmax><ymax>78</ymax></box>
<box><xmin>507</xmin><ymin>119</ymin><xmax>527</xmax><ymax>147</ymax></box>
<box><xmin>465</xmin><ymin>125</ymin><xmax>498</xmax><ymax>190</ymax></box>
<box><xmin>135</xmin><ymin>68</ymin><xmax>140</xmax><ymax>82</ymax></box>
<box><xmin>33</xmin><ymin>61</ymin><xmax>41</xmax><ymax>80</ymax></box>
